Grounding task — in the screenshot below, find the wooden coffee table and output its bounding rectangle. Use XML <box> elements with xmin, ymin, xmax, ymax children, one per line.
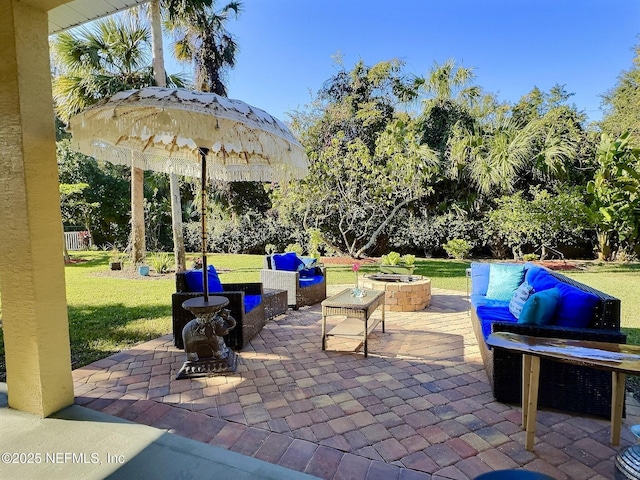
<box><xmin>487</xmin><ymin>332</ymin><xmax>640</xmax><ymax>451</ymax></box>
<box><xmin>321</xmin><ymin>288</ymin><xmax>385</xmax><ymax>356</ymax></box>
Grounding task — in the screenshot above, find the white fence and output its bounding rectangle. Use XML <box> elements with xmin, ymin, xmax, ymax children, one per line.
<box><xmin>64</xmin><ymin>231</ymin><xmax>90</xmax><ymax>251</ymax></box>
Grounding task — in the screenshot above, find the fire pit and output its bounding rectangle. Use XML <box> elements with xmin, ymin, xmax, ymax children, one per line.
<box><xmin>359</xmin><ymin>274</ymin><xmax>431</xmax><ymax>312</ymax></box>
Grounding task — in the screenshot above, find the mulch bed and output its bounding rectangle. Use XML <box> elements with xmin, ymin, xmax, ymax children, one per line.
<box><xmin>319</xmin><ymin>257</ymin><xmax>378</xmax><ymax>265</ymax></box>
<box><xmin>534</xmin><ymin>260</ymin><xmax>584</xmax><ymax>271</ymax></box>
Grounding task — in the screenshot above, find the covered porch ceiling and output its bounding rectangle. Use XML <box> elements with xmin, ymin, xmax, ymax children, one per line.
<box><xmin>46</xmin><ymin>0</ymin><xmax>149</xmax><ymax>34</ymax></box>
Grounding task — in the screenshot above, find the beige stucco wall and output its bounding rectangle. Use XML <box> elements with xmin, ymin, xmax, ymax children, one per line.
<box><xmin>0</xmin><ymin>0</ymin><xmax>74</xmax><ymax>416</ymax></box>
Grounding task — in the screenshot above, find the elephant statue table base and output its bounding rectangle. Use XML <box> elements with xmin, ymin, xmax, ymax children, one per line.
<box><xmin>176</xmin><ymin>296</ymin><xmax>238</xmax><ymax>379</ymax></box>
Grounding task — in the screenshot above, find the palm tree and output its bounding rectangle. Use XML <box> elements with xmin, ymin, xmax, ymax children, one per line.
<box><xmin>414</xmin><ymin>58</ymin><xmax>481</xmax><ymax>110</ymax></box>
<box><xmin>51</xmin><ymin>15</ymin><xmax>187</xmax><ymax>264</ymax></box>
<box><xmin>448</xmin><ymin>114</ymin><xmax>534</xmax><ymax>196</ymax></box>
<box><xmin>139</xmin><ymin>0</ymin><xmax>238</xmax><ymax>271</ymax></box>
<box><xmin>412</xmin><ymin>59</ymin><xmax>480</xmax><ymax>160</ymax></box>
<box><xmin>447</xmin><ymin>110</ymin><xmax>577</xmax><ymax>197</ymax></box>
<box><xmin>148</xmin><ymin>0</ymin><xmax>186</xmax><ymax>272</ymax></box>
<box><xmin>167</xmin><ymin>1</ymin><xmax>242</xmax><ymax>94</ymax></box>
<box><xmin>52</xmin><ymin>17</ymin><xmax>155</xmax><ymax>121</ymax></box>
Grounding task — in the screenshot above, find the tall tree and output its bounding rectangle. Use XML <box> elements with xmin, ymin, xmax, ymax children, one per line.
<box><xmin>167</xmin><ymin>1</ymin><xmax>242</xmax><ymax>94</ymax></box>
<box><xmin>51</xmin><ymin>17</ymin><xmax>156</xmax><ymax>121</ymax></box>
<box><xmin>149</xmin><ymin>0</ymin><xmax>184</xmax><ymax>271</ymax></box>
<box><xmin>128</xmin><ymin>0</ymin><xmax>241</xmax><ymax>268</ymax></box>
<box><xmin>587</xmin><ymin>132</ymin><xmax>640</xmax><ymax>259</ymax></box>
<box><xmin>446</xmin><ymin>85</ymin><xmax>583</xmax><ymax>199</ymax></box>
<box><xmin>447</xmin><ymin>114</ymin><xmax>535</xmax><ymax>196</ymax></box>
<box><xmin>283</xmin><ymin>61</ymin><xmax>437</xmax><ymax>258</ymax></box>
<box><xmin>413</xmin><ymin>58</ymin><xmax>480</xmax><ymax>159</ymax></box>
<box><xmin>600</xmin><ymin>42</ymin><xmax>640</xmax><ymax>138</ymax></box>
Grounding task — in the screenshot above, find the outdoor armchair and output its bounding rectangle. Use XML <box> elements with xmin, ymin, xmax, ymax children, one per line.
<box><xmin>260</xmin><ymin>252</ymin><xmax>327</xmax><ymax>309</ymax></box>
<box><xmin>172</xmin><ymin>265</ymin><xmax>266</xmax><ymax>350</ymax></box>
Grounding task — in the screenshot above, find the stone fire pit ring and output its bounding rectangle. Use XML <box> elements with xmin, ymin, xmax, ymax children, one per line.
<box><xmin>358</xmin><ymin>274</ymin><xmax>431</xmax><ymax>312</ymax></box>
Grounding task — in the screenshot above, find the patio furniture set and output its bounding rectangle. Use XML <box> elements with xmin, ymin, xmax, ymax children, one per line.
<box><xmin>172</xmin><ymin>253</ymin><xmax>327</xmax><ymax>351</ymax></box>
<box><xmin>171</xmin><ymin>255</ymin><xmax>635</xmax><ymax>456</ymax></box>
<box><xmin>172</xmin><ymin>251</ymin><xmax>388</xmax><ymax>358</ymax></box>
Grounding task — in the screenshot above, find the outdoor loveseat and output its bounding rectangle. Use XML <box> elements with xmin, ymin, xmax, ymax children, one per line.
<box><xmin>172</xmin><ymin>266</ymin><xmax>266</xmax><ymax>351</ymax></box>
<box><xmin>260</xmin><ymin>252</ymin><xmax>327</xmax><ymax>309</ymax></box>
<box><xmin>470</xmin><ymin>261</ymin><xmax>625</xmax><ymax>418</ymax></box>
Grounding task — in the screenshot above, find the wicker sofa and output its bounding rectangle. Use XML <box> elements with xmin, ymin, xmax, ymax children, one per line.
<box><xmin>172</xmin><ymin>269</ymin><xmax>266</xmax><ymax>351</ymax></box>
<box><xmin>260</xmin><ymin>253</ymin><xmax>327</xmax><ymax>309</ymax></box>
<box><xmin>470</xmin><ymin>261</ymin><xmax>625</xmax><ymax>418</ymax></box>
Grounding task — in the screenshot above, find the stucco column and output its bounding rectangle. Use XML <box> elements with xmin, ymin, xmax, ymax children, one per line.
<box><xmin>0</xmin><ymin>1</ymin><xmax>74</xmax><ymax>416</ymax></box>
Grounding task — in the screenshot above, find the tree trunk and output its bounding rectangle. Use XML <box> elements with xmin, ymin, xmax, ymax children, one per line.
<box><xmin>62</xmin><ymin>230</ymin><xmax>71</xmax><ymax>264</ymax></box>
<box><xmin>151</xmin><ymin>0</ymin><xmax>186</xmax><ymax>272</ymax></box>
<box><xmin>170</xmin><ymin>173</ymin><xmax>186</xmax><ymax>271</ymax></box>
<box><xmin>131</xmin><ymin>164</ymin><xmax>145</xmax><ymax>264</ymax></box>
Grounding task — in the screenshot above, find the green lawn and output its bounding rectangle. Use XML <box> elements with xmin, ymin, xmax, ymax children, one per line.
<box><xmin>0</xmin><ymin>253</ymin><xmax>639</xmax><ymax>377</ymax></box>
<box><xmin>560</xmin><ymin>262</ymin><xmax>640</xmax><ymax>344</ymax></box>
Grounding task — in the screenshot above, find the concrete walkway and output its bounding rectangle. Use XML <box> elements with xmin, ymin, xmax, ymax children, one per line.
<box><xmin>3</xmin><ymin>287</ymin><xmax>639</xmax><ymax>479</ymax></box>
<box><xmin>0</xmin><ymin>383</ymin><xmax>317</xmax><ymax>479</ymax></box>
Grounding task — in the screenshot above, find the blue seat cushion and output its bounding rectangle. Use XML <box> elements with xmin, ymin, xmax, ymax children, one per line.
<box><xmin>273</xmin><ymin>252</ymin><xmax>305</xmax><ymax>271</ymax></box>
<box><xmin>299</xmin><ymin>275</ymin><xmax>324</xmax><ymax>288</ymax></box>
<box><xmin>476</xmin><ymin>305</ymin><xmax>517</xmax><ymax>342</ymax></box>
<box><xmin>184</xmin><ymin>265</ymin><xmax>224</xmax><ymax>293</ymax></box>
<box><xmin>470</xmin><ymin>295</ymin><xmax>509</xmax><ymax>310</ymax></box>
<box><xmin>554</xmin><ymin>283</ymin><xmax>599</xmax><ymax>328</ymax></box>
<box><xmin>485</xmin><ymin>263</ymin><xmax>525</xmax><ymax>301</ymax></box>
<box><xmin>518</xmin><ymin>288</ymin><xmax>561</xmax><ymax>325</ymax></box>
<box><xmin>244</xmin><ymin>294</ymin><xmax>262</xmax><ymax>313</ymax></box>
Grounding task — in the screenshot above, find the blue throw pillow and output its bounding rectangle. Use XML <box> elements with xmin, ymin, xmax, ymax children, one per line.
<box><xmin>509</xmin><ymin>281</ymin><xmax>534</xmax><ymax>320</ymax></box>
<box><xmin>299</xmin><ymin>267</ymin><xmax>315</xmax><ymax>278</ymax></box>
<box><xmin>471</xmin><ymin>262</ymin><xmax>491</xmax><ymax>296</ymax></box>
<box><xmin>272</xmin><ymin>252</ymin><xmax>304</xmax><ymax>271</ymax></box>
<box><xmin>301</xmin><ymin>257</ymin><xmax>318</xmax><ymax>269</ymax></box>
<box><xmin>554</xmin><ymin>283</ymin><xmax>599</xmax><ymax>328</ymax></box>
<box><xmin>525</xmin><ymin>267</ymin><xmax>559</xmax><ymax>292</ymax></box>
<box><xmin>184</xmin><ymin>265</ymin><xmax>224</xmax><ymax>293</ymax></box>
<box><xmin>485</xmin><ymin>264</ymin><xmax>525</xmax><ymax>301</ymax></box>
<box><xmin>518</xmin><ymin>288</ymin><xmax>561</xmax><ymax>325</ymax></box>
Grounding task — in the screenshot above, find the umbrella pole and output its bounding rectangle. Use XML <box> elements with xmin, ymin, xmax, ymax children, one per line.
<box><xmin>199</xmin><ymin>147</ymin><xmax>209</xmax><ymax>302</ymax></box>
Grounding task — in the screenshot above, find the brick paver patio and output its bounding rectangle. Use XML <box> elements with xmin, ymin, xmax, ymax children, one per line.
<box><xmin>72</xmin><ymin>287</ymin><xmax>640</xmax><ymax>479</ymax></box>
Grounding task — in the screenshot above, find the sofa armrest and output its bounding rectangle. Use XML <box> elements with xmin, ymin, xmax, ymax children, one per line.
<box><xmin>260</xmin><ymin>269</ymin><xmax>299</xmax><ymax>306</ymax></box>
<box><xmin>223</xmin><ymin>282</ymin><xmax>263</xmax><ymax>296</ymax></box>
<box><xmin>260</xmin><ymin>269</ymin><xmax>298</xmax><ymax>287</ymax></box>
<box><xmin>547</xmin><ymin>270</ymin><xmax>621</xmax><ymax>330</ymax></box>
<box><xmin>491</xmin><ymin>321</ymin><xmax>627</xmax><ymax>344</ymax></box>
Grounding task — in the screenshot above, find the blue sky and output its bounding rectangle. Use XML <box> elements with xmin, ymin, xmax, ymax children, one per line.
<box><xmin>168</xmin><ymin>0</ymin><xmax>640</xmax><ymax>124</ymax></box>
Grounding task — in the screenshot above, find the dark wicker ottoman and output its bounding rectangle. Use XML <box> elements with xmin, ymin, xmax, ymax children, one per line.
<box><xmin>263</xmin><ymin>288</ymin><xmax>288</xmax><ymax>319</ymax></box>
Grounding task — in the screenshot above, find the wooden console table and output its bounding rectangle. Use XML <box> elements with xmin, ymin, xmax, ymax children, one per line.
<box><xmin>487</xmin><ymin>332</ymin><xmax>640</xmax><ymax>451</ymax></box>
<box><xmin>321</xmin><ymin>288</ymin><xmax>385</xmax><ymax>356</ymax></box>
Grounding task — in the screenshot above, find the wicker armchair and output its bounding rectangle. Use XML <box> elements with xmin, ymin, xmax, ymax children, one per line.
<box><xmin>172</xmin><ymin>272</ymin><xmax>266</xmax><ymax>351</ymax></box>
<box><xmin>260</xmin><ymin>254</ymin><xmax>327</xmax><ymax>309</ymax></box>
